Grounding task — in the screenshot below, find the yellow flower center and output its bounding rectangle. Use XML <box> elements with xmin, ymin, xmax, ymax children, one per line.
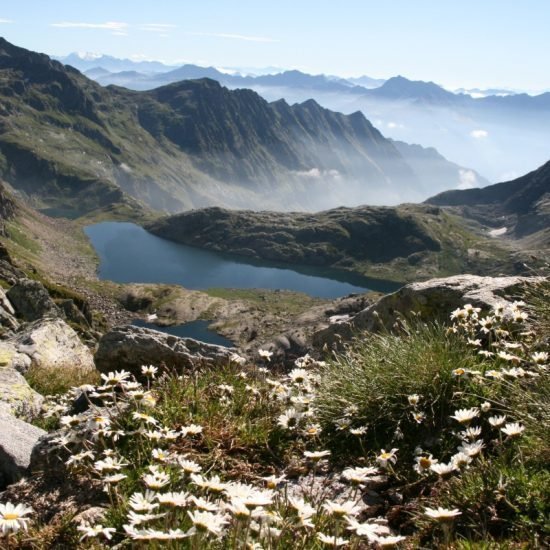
<box><xmin>3</xmin><ymin>513</ymin><xmax>19</xmax><ymax>520</ymax></box>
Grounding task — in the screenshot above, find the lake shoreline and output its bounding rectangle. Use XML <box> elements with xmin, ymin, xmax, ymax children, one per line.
<box><xmin>85</xmin><ymin>221</ymin><xmax>400</xmax><ymax>299</ymax></box>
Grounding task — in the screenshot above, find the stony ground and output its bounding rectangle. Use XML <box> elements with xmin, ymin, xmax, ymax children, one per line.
<box><xmin>4</xmin><ymin>204</ymin><xmax>376</xmax><ymax>354</ymax></box>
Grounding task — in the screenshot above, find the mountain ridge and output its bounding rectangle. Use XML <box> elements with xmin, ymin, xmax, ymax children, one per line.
<box><xmin>426</xmin><ymin>161</ymin><xmax>550</xmax><ymax>244</ymax></box>
<box><xmin>0</xmin><ymin>37</ymin><xmax>483</xmax><ymax>216</ymax></box>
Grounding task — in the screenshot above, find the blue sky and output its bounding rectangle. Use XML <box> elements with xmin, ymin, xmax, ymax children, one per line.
<box><xmin>1</xmin><ymin>0</ymin><xmax>548</xmax><ymax>90</ymax></box>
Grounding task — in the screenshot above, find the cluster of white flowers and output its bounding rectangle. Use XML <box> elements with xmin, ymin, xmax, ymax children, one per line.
<box><xmin>5</xmin><ymin>296</ymin><xmax>546</xmax><ymax>546</ymax></box>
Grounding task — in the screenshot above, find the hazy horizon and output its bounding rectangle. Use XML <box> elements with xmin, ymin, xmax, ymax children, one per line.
<box><xmin>2</xmin><ymin>0</ymin><xmax>550</xmax><ymax>92</ymax></box>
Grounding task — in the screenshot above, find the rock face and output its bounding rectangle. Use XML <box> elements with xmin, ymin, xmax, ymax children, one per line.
<box><xmin>0</xmin><ymin>287</ymin><xmax>19</xmax><ymax>331</ymax></box>
<box><xmin>0</xmin><ymin>367</ymin><xmax>43</xmax><ymax>415</ymax></box>
<box><xmin>0</xmin><ymin>407</ymin><xmax>46</xmax><ymax>488</ymax></box>
<box><xmin>95</xmin><ymin>325</ymin><xmax>235</xmax><ymax>377</ymax></box>
<box><xmin>0</xmin><ymin>341</ymin><xmax>32</xmax><ymax>371</ymax></box>
<box><xmin>0</xmin><ymin>182</ymin><xmax>16</xmax><ymax>237</ymax></box>
<box><xmin>7</xmin><ymin>279</ymin><xmax>61</xmax><ymax>321</ymax></box>
<box><xmin>313</xmin><ymin>275</ymin><xmax>542</xmax><ymax>347</ymax></box>
<box><xmin>0</xmin><ymin>318</ymin><xmax>95</xmax><ymax>374</ymax></box>
<box><xmin>0</xmin><ymin>245</ymin><xmax>26</xmax><ymax>285</ymax></box>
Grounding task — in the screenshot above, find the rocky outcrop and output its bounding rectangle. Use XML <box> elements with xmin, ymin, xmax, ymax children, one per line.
<box><xmin>0</xmin><ymin>367</ymin><xmax>43</xmax><ymax>415</ymax></box>
<box><xmin>0</xmin><ymin>318</ymin><xmax>94</xmax><ymax>374</ymax></box>
<box><xmin>0</xmin><ymin>245</ymin><xmax>26</xmax><ymax>285</ymax></box>
<box><xmin>12</xmin><ymin>318</ymin><xmax>95</xmax><ymax>374</ymax></box>
<box><xmin>0</xmin><ymin>182</ymin><xmax>16</xmax><ymax>237</ymax></box>
<box><xmin>7</xmin><ymin>279</ymin><xmax>62</xmax><ymax>321</ymax></box>
<box><xmin>0</xmin><ymin>341</ymin><xmax>31</xmax><ymax>371</ymax></box>
<box><xmin>0</xmin><ymin>406</ymin><xmax>46</xmax><ymax>488</ymax></box>
<box><xmin>0</xmin><ymin>287</ymin><xmax>19</xmax><ymax>331</ymax></box>
<box><xmin>313</xmin><ymin>275</ymin><xmax>542</xmax><ymax>347</ymax></box>
<box><xmin>94</xmin><ymin>325</ymin><xmax>235</xmax><ymax>377</ymax></box>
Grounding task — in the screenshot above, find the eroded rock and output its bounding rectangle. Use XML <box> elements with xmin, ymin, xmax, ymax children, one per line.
<box><xmin>314</xmin><ymin>275</ymin><xmax>542</xmax><ymax>348</ymax></box>
<box><xmin>0</xmin><ymin>341</ymin><xmax>32</xmax><ymax>371</ymax></box>
<box><xmin>0</xmin><ymin>367</ymin><xmax>43</xmax><ymax>416</ymax></box>
<box><xmin>7</xmin><ymin>278</ymin><xmax>61</xmax><ymax>321</ymax></box>
<box><xmin>13</xmin><ymin>318</ymin><xmax>95</xmax><ymax>374</ymax></box>
<box><xmin>0</xmin><ymin>407</ymin><xmax>46</xmax><ymax>488</ymax></box>
<box><xmin>0</xmin><ymin>287</ymin><xmax>18</xmax><ymax>330</ymax></box>
<box><xmin>95</xmin><ymin>325</ymin><xmax>235</xmax><ymax>377</ymax></box>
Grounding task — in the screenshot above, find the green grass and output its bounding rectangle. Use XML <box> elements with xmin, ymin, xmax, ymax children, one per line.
<box><xmin>314</xmin><ymin>323</ymin><xmax>483</xmax><ymax>467</ymax></box>
<box><xmin>4</xmin><ymin>220</ymin><xmax>41</xmax><ymax>254</ymax></box>
<box><xmin>432</xmin><ymin>460</ymin><xmax>550</xmax><ymax>544</ymax></box>
<box><xmin>25</xmin><ymin>364</ymin><xmax>100</xmax><ymax>397</ymax></box>
<box><xmin>152</xmin><ymin>366</ymin><xmax>293</xmax><ymax>472</ymax></box>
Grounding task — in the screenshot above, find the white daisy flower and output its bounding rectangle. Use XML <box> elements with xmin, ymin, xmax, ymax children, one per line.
<box><xmin>424</xmin><ymin>507</ymin><xmax>461</xmax><ymax>522</ymax></box>
<box><xmin>0</xmin><ymin>502</ymin><xmax>33</xmax><ymax>535</ymax></box>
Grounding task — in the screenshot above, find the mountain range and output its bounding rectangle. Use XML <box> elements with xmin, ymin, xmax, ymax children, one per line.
<box><xmin>0</xmin><ymin>37</ymin><xmax>486</xmax><ymax>217</ymax></box>
<box><xmin>56</xmin><ymin>52</ymin><xmax>550</xmax><ymax>183</ymax></box>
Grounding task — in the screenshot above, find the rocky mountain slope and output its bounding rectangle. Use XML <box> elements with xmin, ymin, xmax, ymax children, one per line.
<box><xmin>0</xmin><ymin>181</ymin><xmax>16</xmax><ymax>236</ymax></box>
<box><xmin>427</xmin><ymin>160</ymin><xmax>550</xmax><ymax>248</ymax></box>
<box><xmin>0</xmin><ymin>38</ymin><xmax>483</xmax><ymax>217</ymax></box>
<box><xmin>146</xmin><ymin>203</ymin><xmax>516</xmax><ymax>283</ymax></box>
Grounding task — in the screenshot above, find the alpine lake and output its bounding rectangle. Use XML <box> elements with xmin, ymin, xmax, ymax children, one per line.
<box><xmin>85</xmin><ymin>222</ymin><xmax>400</xmax><ymax>346</ymax></box>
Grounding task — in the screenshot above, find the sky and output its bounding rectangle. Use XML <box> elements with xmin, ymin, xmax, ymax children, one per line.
<box><xmin>1</xmin><ymin>0</ymin><xmax>549</xmax><ymax>91</ymax></box>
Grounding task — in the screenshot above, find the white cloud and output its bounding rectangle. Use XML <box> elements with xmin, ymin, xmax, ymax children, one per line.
<box><xmin>138</xmin><ymin>23</ymin><xmax>177</xmax><ymax>32</ymax></box>
<box><xmin>457</xmin><ymin>169</ymin><xmax>478</xmax><ymax>189</ymax></box>
<box><xmin>51</xmin><ymin>21</ymin><xmax>128</xmax><ymax>31</ymax></box>
<box><xmin>189</xmin><ymin>32</ymin><xmax>278</xmax><ymax>43</ymax></box>
<box><xmin>0</xmin><ymin>18</ymin><xmax>13</xmax><ymax>24</ymax></box>
<box><xmin>387</xmin><ymin>121</ymin><xmax>404</xmax><ymax>129</ymax></box>
<box><xmin>293</xmin><ymin>168</ymin><xmax>341</xmax><ymax>180</ymax></box>
<box><xmin>470</xmin><ymin>129</ymin><xmax>488</xmax><ymax>139</ymax></box>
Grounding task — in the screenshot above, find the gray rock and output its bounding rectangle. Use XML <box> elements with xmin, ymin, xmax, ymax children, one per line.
<box><xmin>0</xmin><ymin>305</ymin><xmax>19</xmax><ymax>331</ymax></box>
<box><xmin>313</xmin><ymin>275</ymin><xmax>542</xmax><ymax>347</ymax></box>
<box><xmin>13</xmin><ymin>318</ymin><xmax>95</xmax><ymax>374</ymax></box>
<box><xmin>28</xmin><ymin>431</ymin><xmax>67</xmax><ymax>477</ymax></box>
<box><xmin>0</xmin><ymin>288</ymin><xmax>15</xmax><ymax>316</ymax></box>
<box><xmin>0</xmin><ymin>341</ymin><xmax>32</xmax><ymax>372</ymax></box>
<box><xmin>0</xmin><ymin>288</ymin><xmax>18</xmax><ymax>330</ymax></box>
<box><xmin>0</xmin><ymin>408</ymin><xmax>46</xmax><ymax>488</ymax></box>
<box><xmin>0</xmin><ymin>260</ymin><xmax>26</xmax><ymax>286</ymax></box>
<box><xmin>58</xmin><ymin>299</ymin><xmax>90</xmax><ymax>328</ymax></box>
<box><xmin>0</xmin><ymin>367</ymin><xmax>43</xmax><ymax>416</ymax></box>
<box><xmin>7</xmin><ymin>278</ymin><xmax>61</xmax><ymax>322</ymax></box>
<box><xmin>95</xmin><ymin>325</ymin><xmax>235</xmax><ymax>377</ymax></box>
<box><xmin>255</xmin><ymin>331</ymin><xmax>310</xmax><ymax>366</ymax></box>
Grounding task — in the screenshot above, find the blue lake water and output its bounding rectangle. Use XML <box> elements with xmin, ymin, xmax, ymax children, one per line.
<box><xmin>85</xmin><ymin>222</ymin><xmax>400</xmax><ymax>299</ymax></box>
<box><xmin>132</xmin><ymin>319</ymin><xmax>234</xmax><ymax>348</ymax></box>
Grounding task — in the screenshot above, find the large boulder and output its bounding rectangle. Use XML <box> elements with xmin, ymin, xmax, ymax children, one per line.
<box><xmin>95</xmin><ymin>325</ymin><xmax>235</xmax><ymax>377</ymax></box>
<box><xmin>0</xmin><ymin>407</ymin><xmax>46</xmax><ymax>488</ymax></box>
<box><xmin>12</xmin><ymin>318</ymin><xmax>95</xmax><ymax>374</ymax></box>
<box><xmin>313</xmin><ymin>275</ymin><xmax>542</xmax><ymax>347</ymax></box>
<box><xmin>0</xmin><ymin>367</ymin><xmax>43</xmax><ymax>416</ymax></box>
<box><xmin>7</xmin><ymin>278</ymin><xmax>61</xmax><ymax>321</ymax></box>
